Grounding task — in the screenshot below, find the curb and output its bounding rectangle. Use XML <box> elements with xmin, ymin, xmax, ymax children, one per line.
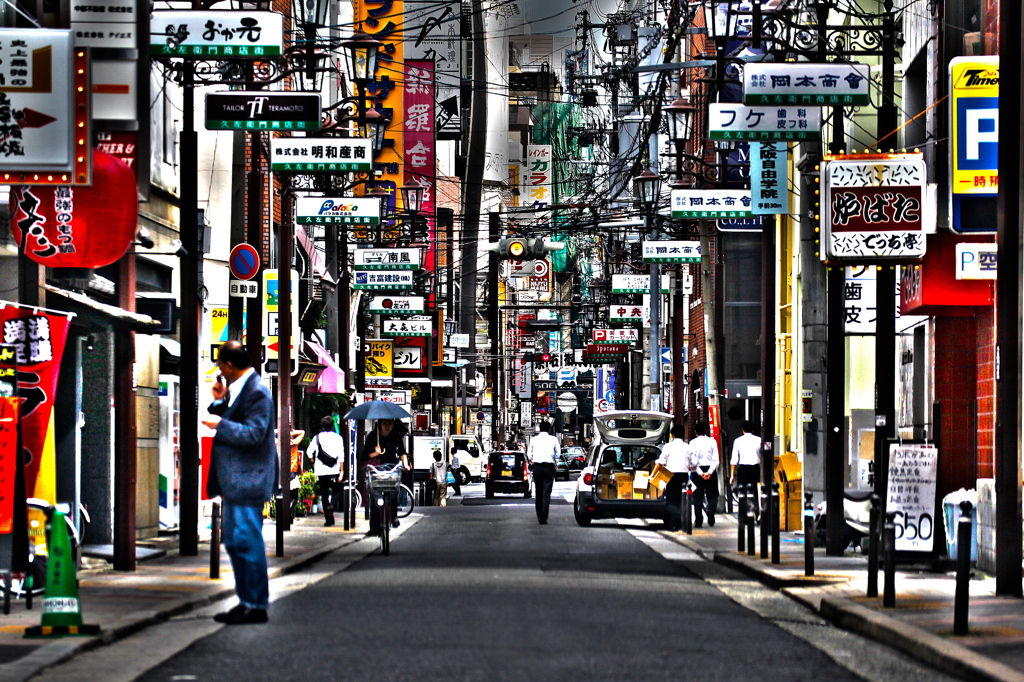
<box><xmin>0</xmin><ymin>533</ymin><xmax>365</xmax><ymax>682</ymax></box>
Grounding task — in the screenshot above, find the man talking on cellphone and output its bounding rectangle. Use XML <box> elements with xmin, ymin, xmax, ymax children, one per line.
<box><xmin>201</xmin><ymin>340</ymin><xmax>278</xmax><ymax>625</ymax></box>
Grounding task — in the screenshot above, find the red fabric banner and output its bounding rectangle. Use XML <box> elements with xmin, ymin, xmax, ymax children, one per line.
<box><xmin>0</xmin><ymin>310</ymin><xmax>70</xmax><ymax>499</ymax></box>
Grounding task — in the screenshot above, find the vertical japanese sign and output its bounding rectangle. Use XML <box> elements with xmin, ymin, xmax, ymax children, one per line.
<box><xmin>886</xmin><ymin>443</ymin><xmax>938</xmax><ymax>552</ymax></box>
<box><xmin>402</xmin><ymin>0</ymin><xmax>461</xmax><ymax>137</ymax></box>
<box><xmin>525</xmin><ymin>145</ymin><xmax>553</xmax><ymax>228</ymax></box>
<box><xmin>364</xmin><ymin>339</ymin><xmax>394</xmax><ymax>388</ymax></box>
<box><xmin>0</xmin><ymin>311</ymin><xmax>70</xmax><ymax>503</ymax></box>
<box><xmin>750</xmin><ymin>142</ymin><xmax>789</xmax><ymax>214</ymax></box>
<box><xmin>823</xmin><ymin>155</ymin><xmax>928</xmax><ymax>260</ymax></box>
<box><xmin>950</xmin><ymin>56</ymin><xmax>998</xmax><ymax>234</ymax></box>
<box><xmin>0</xmin><ymin>345</ymin><xmax>17</xmax><ymax>533</ymax></box>
<box><xmin>262</xmin><ymin>269</ymin><xmax>299</xmax><ymax>376</ymax></box>
<box><xmin>405</xmin><ymin>61</ymin><xmax>436</xmax><ymax>272</ymax></box>
<box><xmin>843</xmin><ymin>266</ymin><xmax>876</xmax><ymax>334</ymax></box>
<box><xmin>354</xmin><ymin>0</ymin><xmax>404</xmax><ymax>203</ymax></box>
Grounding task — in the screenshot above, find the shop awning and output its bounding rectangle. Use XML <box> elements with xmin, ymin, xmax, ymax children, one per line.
<box><xmin>304</xmin><ymin>340</ymin><xmax>344</xmax><ymax>393</ymax></box>
<box><xmin>44</xmin><ymin>284</ymin><xmax>159</xmax><ymax>332</ymax></box>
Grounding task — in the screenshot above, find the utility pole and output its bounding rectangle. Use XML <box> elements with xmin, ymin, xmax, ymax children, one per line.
<box><xmin>699</xmin><ymin>219</ymin><xmax>721</xmax><ymax>430</ymax></box>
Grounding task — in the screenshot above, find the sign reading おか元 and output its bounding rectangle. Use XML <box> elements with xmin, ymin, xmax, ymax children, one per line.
<box><xmin>150</xmin><ymin>11</ymin><xmax>283</xmax><ymax>58</ymax></box>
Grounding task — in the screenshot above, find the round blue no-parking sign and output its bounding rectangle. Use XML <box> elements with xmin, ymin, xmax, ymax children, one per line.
<box><xmin>229</xmin><ymin>244</ymin><xmax>261</xmax><ymax>280</ymax></box>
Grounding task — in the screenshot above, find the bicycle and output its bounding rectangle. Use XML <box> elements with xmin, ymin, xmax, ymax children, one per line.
<box><xmin>365</xmin><ymin>463</ymin><xmax>403</xmax><ymax>555</ymax></box>
<box><xmin>340</xmin><ymin>479</ymin><xmax>413</xmax><ymax>519</ymax></box>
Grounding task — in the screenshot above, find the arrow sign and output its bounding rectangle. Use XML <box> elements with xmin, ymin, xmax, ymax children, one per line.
<box><xmin>18</xmin><ymin>108</ymin><xmax>56</xmax><ymax>129</ymax></box>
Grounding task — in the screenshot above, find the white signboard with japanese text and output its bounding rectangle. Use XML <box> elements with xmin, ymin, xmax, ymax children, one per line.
<box><xmin>296</xmin><ymin>197</ymin><xmax>379</xmax><ymax>225</ymax></box>
<box><xmin>270</xmin><ymin>138</ymin><xmax>372</xmax><ymax>173</ymax></box>
<box><xmin>750</xmin><ymin>142</ymin><xmax>789</xmax><ymax>215</ymax></box>
<box><xmin>382</xmin><ymin>319</ymin><xmax>431</xmax><ymax>337</ymax></box>
<box><xmin>886</xmin><ymin>443</ymin><xmax>938</xmax><ymax>552</ymax></box>
<box><xmin>150</xmin><ymin>11</ymin><xmax>283</xmax><ymax>58</ymax></box>
<box><xmin>375</xmin><ymin>389</ymin><xmax>410</xmax><ymax>405</ymax></box>
<box><xmin>642</xmin><ymin>241</ymin><xmax>702</xmax><ymax>263</ymax></box>
<box><xmin>709</xmin><ymin>103</ymin><xmax>821</xmax><ymax>141</ymax></box>
<box><xmin>671</xmin><ymin>190</ymin><xmax>753</xmax><ymax>219</ymax></box>
<box><xmin>593</xmin><ymin>329</ymin><xmax>639</xmax><ymax>344</ymax></box>
<box><xmin>393</xmin><ymin>346</ymin><xmax>422</xmax><ymax>370</ymax></box>
<box><xmin>955</xmin><ymin>243</ymin><xmax>997</xmax><ymax>279</ymax></box>
<box><xmin>525</xmin><ymin>145</ymin><xmax>553</xmax><ymax>227</ymax></box>
<box><xmin>354</xmin><ymin>248</ymin><xmax>421</xmax><ymax>271</ymax></box>
<box><xmin>611</xmin><ymin>274</ymin><xmax>670</xmax><ymax>293</ymax></box>
<box><xmin>608</xmin><ymin>305</ymin><xmax>650</xmax><ymax>325</ymax></box>
<box><xmin>823</xmin><ymin>155</ymin><xmax>928</xmax><ymax>260</ymax></box>
<box><xmin>744</xmin><ymin>63</ymin><xmax>871</xmax><ymax>106</ymax></box>
<box><xmin>368</xmin><ymin>296</ymin><xmax>425</xmax><ymax>315</ymax></box>
<box><xmin>403</xmin><ymin>0</ymin><xmax>462</xmax><ymax>137</ymax></box>
<box><xmin>352</xmin><ymin>271</ymin><xmax>414</xmax><ymax>291</ymax></box>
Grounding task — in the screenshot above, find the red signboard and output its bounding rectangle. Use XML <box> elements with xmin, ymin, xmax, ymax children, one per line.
<box><xmin>900</xmin><ymin>232</ymin><xmax>994</xmax><ymax>315</ymax></box>
<box><xmin>586</xmin><ymin>344</ymin><xmax>628</xmax><ymax>355</ymax></box>
<box><xmin>0</xmin><ymin>396</ymin><xmax>18</xmax><ymax>533</ymax></box>
<box><xmin>405</xmin><ymin>61</ymin><xmax>436</xmax><ymax>274</ymax></box>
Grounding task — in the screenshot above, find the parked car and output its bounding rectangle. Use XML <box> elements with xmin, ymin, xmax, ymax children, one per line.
<box><xmin>556</xmin><ymin>454</ymin><xmax>572</xmax><ymax>481</ymax></box>
<box><xmin>573</xmin><ymin>411</ymin><xmax>674</xmax><ymax>526</ymax></box>
<box><xmin>485</xmin><ymin>451</ymin><xmax>531</xmax><ymax>498</ymax></box>
<box><xmin>562</xmin><ymin>447</ymin><xmax>586</xmax><ymax>470</ymax></box>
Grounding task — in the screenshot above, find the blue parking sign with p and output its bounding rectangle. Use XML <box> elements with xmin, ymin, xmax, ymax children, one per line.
<box><xmin>951</xmin><ymin>56</ymin><xmax>999</xmax><ymax>233</ymax></box>
<box><xmin>956</xmin><ymin>97</ymin><xmax>998</xmax><ymax>172</ymax></box>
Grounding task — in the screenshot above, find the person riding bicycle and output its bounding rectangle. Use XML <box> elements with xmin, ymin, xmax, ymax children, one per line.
<box><xmin>359</xmin><ymin>418</ymin><xmax>408</xmax><ymax>535</ymax></box>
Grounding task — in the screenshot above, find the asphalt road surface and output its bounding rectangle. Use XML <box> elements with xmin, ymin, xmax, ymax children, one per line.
<box><xmin>40</xmin><ymin>480</ymin><xmax>961</xmax><ymax>682</ymax></box>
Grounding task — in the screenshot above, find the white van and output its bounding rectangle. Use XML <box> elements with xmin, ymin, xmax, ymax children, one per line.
<box><xmin>412</xmin><ymin>435</ymin><xmax>446</xmax><ymax>474</ymax></box>
<box><xmin>449</xmin><ymin>434</ymin><xmax>485</xmax><ymax>483</ymax></box>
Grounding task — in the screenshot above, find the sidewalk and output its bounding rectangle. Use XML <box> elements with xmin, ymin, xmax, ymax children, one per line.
<box><xmin>0</xmin><ymin>513</ymin><xmax>371</xmax><ymax>682</ymax></box>
<box><xmin>665</xmin><ymin>514</ymin><xmax>1024</xmax><ymax>682</ymax></box>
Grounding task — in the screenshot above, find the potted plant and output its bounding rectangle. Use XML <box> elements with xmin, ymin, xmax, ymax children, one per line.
<box><xmin>298</xmin><ymin>471</ymin><xmax>318</xmax><ymax>516</ymax></box>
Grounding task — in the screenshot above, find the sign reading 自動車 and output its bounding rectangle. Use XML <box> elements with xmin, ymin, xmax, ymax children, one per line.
<box><xmin>642</xmin><ymin>240</ymin><xmax>701</xmax><ymax>263</ymax></box>
<box><xmin>150</xmin><ymin>11</ymin><xmax>283</xmax><ymax>58</ymax></box>
<box><xmin>709</xmin><ymin>103</ymin><xmax>821</xmax><ymax>141</ymax></box>
<box><xmin>671</xmin><ymin>190</ymin><xmax>752</xmax><ymax>219</ymax></box>
<box><xmin>743</xmin><ymin>63</ymin><xmax>871</xmax><ymax>106</ymax></box>
<box><xmin>205</xmin><ymin>92</ymin><xmax>321</xmax><ymax>131</ymax></box>
<box><xmin>822</xmin><ymin>154</ymin><xmax>928</xmax><ymax>260</ymax></box>
<box><xmin>295</xmin><ymin>197</ymin><xmax>379</xmax><ymax>225</ymax></box>
<box><xmin>270</xmin><ymin>139</ymin><xmax>372</xmax><ymax>173</ymax></box>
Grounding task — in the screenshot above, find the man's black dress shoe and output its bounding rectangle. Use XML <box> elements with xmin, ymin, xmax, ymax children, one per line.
<box><xmin>214</xmin><ymin>604</ymin><xmax>268</xmax><ymax>625</ymax></box>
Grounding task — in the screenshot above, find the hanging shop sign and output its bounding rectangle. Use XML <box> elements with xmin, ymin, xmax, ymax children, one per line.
<box><xmin>955</xmin><ymin>243</ymin><xmax>997</xmax><ymax>280</ymax></box>
<box><xmin>393</xmin><ymin>347</ymin><xmax>422</xmax><ymax>371</ymax></box>
<box><xmin>375</xmin><ymin>389</ymin><xmax>410</xmax><ymax>405</ymax></box>
<box><xmin>73</xmin><ymin>0</ymin><xmax>137</xmax><ymax>49</ymax></box>
<box><xmin>352</xmin><ymin>271</ymin><xmax>414</xmax><ymax>291</ymax></box>
<box><xmin>368</xmin><ymin>296</ymin><xmax>425</xmax><ymax>315</ymax></box>
<box><xmin>0</xmin><ymin>345</ymin><xmax>15</xmax><ymax>533</ymax></box>
<box><xmin>900</xmin><ymin>233</ymin><xmax>992</xmax><ymax>315</ymax></box>
<box><xmin>10</xmin><ymin>150</ymin><xmax>137</xmax><ymax>268</ymax></box>
<box><xmin>593</xmin><ymin>329</ymin><xmax>639</xmax><ymax>344</ymax></box>
<box><xmin>364</xmin><ymin>339</ymin><xmax>394</xmax><ymax>388</ymax></box>
<box><xmin>950</xmin><ymin>56</ymin><xmax>998</xmax><ymax>234</ymax></box>
<box><xmin>608</xmin><ymin>305</ymin><xmax>649</xmax><ymax>324</ymax></box>
<box><xmin>262</xmin><ymin>269</ymin><xmax>299</xmax><ymax>376</ymax></box>
<box><xmin>353</xmin><ymin>248</ymin><xmax>421</xmax><ymax>271</ymax></box>
<box><xmin>750</xmin><ymin>141</ymin><xmax>789</xmax><ymax>215</ymax></box>
<box><xmin>382</xmin><ymin>319</ymin><xmax>431</xmax><ymax>337</ymax></box>
<box><xmin>270</xmin><ymin>138</ymin><xmax>369</xmax><ymax>173</ymax></box>
<box><xmin>205</xmin><ymin>92</ymin><xmax>321</xmax><ymax>131</ymax></box>
<box><xmin>525</xmin><ymin>144</ymin><xmax>553</xmax><ymax>228</ymax></box>
<box><xmin>586</xmin><ymin>344</ymin><xmax>628</xmax><ymax>356</ymax></box>
<box><xmin>0</xmin><ymin>310</ymin><xmax>71</xmax><ymax>502</ymax></box>
<box><xmin>886</xmin><ymin>443</ymin><xmax>938</xmax><ymax>553</ymax></box>
<box><xmin>671</xmin><ymin>190</ymin><xmax>752</xmax><ymax>219</ymax></box>
<box><xmin>610</xmin><ymin>274</ymin><xmax>670</xmax><ymax>294</ymax></box>
<box><xmin>0</xmin><ymin>30</ymin><xmax>90</xmax><ymax>185</ymax></box>
<box><xmin>150</xmin><ymin>11</ymin><xmax>283</xmax><ymax>58</ymax></box>
<box><xmin>823</xmin><ymin>154</ymin><xmax>928</xmax><ymax>260</ymax></box>
<box><xmin>743</xmin><ymin>63</ymin><xmax>871</xmax><ymax>106</ymax></box>
<box><xmin>404</xmin><ymin>0</ymin><xmax>463</xmax><ymax>138</ymax></box>
<box><xmin>709</xmin><ymin>103</ymin><xmax>821</xmax><ymax>141</ymax></box>
<box><xmin>716</xmin><ymin>217</ymin><xmax>765</xmax><ymax>233</ymax></box>
<box><xmin>641</xmin><ymin>240</ymin><xmax>702</xmax><ymax>264</ymax></box>
<box><xmin>404</xmin><ymin>60</ymin><xmax>437</xmax><ymax>271</ymax></box>
<box><xmin>294</xmin><ymin>196</ymin><xmax>378</xmax><ymax>225</ymax></box>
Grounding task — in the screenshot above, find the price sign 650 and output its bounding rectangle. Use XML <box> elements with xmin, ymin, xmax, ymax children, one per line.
<box><xmin>891</xmin><ymin>510</ymin><xmax>934</xmax><ymax>546</ymax></box>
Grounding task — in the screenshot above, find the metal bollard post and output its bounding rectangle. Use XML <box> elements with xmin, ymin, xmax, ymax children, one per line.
<box><xmin>746</xmin><ymin>484</ymin><xmax>756</xmax><ymax>556</ymax></box>
<box><xmin>683</xmin><ymin>478</ymin><xmax>693</xmax><ymax>535</ymax></box>
<box><xmin>760</xmin><ymin>484</ymin><xmax>769</xmax><ymax>559</ymax></box>
<box><xmin>741</xmin><ymin>481</ymin><xmax>749</xmax><ymax>548</ymax></box>
<box><xmin>954</xmin><ymin>500</ymin><xmax>974</xmax><ymax>635</ymax></box>
<box><xmin>804</xmin><ymin>492</ymin><xmax>814</xmax><ymax>576</ymax></box>
<box><xmin>771</xmin><ymin>482</ymin><xmax>780</xmax><ymax>564</ymax></box>
<box><xmin>210</xmin><ymin>502</ymin><xmax>221</xmax><ymax>579</ymax></box>
<box><xmin>883</xmin><ymin>511</ymin><xmax>896</xmax><ymax>607</ymax></box>
<box><xmin>867</xmin><ymin>494</ymin><xmax>880</xmax><ymax>598</ymax></box>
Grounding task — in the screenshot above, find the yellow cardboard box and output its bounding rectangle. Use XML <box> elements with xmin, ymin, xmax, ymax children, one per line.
<box><xmin>614</xmin><ymin>472</ymin><xmax>633</xmax><ymax>500</ymax></box>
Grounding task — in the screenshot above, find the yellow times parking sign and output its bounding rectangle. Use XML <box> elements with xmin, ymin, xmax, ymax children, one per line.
<box><xmin>364</xmin><ymin>339</ymin><xmax>393</xmax><ymax>388</ymax></box>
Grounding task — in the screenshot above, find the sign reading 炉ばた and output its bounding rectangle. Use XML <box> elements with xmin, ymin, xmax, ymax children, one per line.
<box><xmin>823</xmin><ymin>155</ymin><xmax>928</xmax><ymax>260</ymax></box>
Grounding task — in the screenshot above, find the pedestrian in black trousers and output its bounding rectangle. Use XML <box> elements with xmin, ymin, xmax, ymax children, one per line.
<box><xmin>656</xmin><ymin>424</ymin><xmax>690</xmax><ymax>531</ymax></box>
<box><xmin>687</xmin><ymin>421</ymin><xmax>720</xmax><ymax>528</ymax></box>
<box><xmin>527</xmin><ymin>421</ymin><xmax>560</xmax><ymax>524</ymax></box>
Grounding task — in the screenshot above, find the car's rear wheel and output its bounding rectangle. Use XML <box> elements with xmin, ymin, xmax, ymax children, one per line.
<box><xmin>485</xmin><ymin>486</ymin><xmax>494</xmax><ymax>499</ymax></box>
<box><xmin>458</xmin><ymin>468</ymin><xmax>470</xmax><ymax>486</ymax></box>
<box><xmin>573</xmin><ymin>497</ymin><xmax>591</xmax><ymax>526</ymax></box>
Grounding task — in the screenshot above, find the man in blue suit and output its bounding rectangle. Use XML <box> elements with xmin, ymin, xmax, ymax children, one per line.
<box><xmin>202</xmin><ymin>340</ymin><xmax>278</xmax><ymax>625</ymax></box>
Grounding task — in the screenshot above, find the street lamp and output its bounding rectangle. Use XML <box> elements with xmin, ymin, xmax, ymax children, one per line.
<box><xmin>633</xmin><ymin>170</ymin><xmax>663</xmax><ymax>412</ymax></box>
<box><xmin>400</xmin><ymin>176</ymin><xmax>428</xmax><ymax>214</ymax></box>
<box><xmin>341</xmin><ymin>32</ymin><xmax>383</xmax><ymax>84</ymax></box>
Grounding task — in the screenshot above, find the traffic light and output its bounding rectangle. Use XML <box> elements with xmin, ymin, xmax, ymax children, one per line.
<box><xmin>538</xmin><ymin>352</ymin><xmax>551</xmax><ymax>363</ymax></box>
<box><xmin>484</xmin><ymin>237</ymin><xmax>567</xmax><ymax>260</ymax></box>
<box><xmin>522</xmin><ymin>352</ymin><xmax>534</xmax><ymax>362</ymax></box>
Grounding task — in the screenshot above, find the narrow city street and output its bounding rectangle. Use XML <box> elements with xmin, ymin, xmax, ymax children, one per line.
<box><xmin>34</xmin><ymin>481</ymin><xmax>959</xmax><ymax>682</ymax></box>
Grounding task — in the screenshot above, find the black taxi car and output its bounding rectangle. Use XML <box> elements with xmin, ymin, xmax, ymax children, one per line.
<box><xmin>484</xmin><ymin>450</ymin><xmax>532</xmax><ymax>498</ymax></box>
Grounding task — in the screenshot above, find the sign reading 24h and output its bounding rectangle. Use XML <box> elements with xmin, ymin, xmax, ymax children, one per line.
<box><xmin>823</xmin><ymin>155</ymin><xmax>928</xmax><ymax>260</ymax></box>
<box><xmin>744</xmin><ymin>63</ymin><xmax>871</xmax><ymax>106</ymax></box>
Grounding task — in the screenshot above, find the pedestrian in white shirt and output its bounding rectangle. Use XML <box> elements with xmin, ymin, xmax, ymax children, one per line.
<box><xmin>527</xmin><ymin>421</ymin><xmax>560</xmax><ymax>524</ymax></box>
<box><xmin>306</xmin><ymin>416</ymin><xmax>344</xmax><ymax>527</ymax></box>
<box><xmin>730</xmin><ymin>420</ymin><xmax>762</xmax><ymax>519</ymax></box>
<box><xmin>687</xmin><ymin>421</ymin><xmax>720</xmax><ymax>527</ymax></box>
<box><xmin>656</xmin><ymin>424</ymin><xmax>690</xmax><ymax>531</ymax></box>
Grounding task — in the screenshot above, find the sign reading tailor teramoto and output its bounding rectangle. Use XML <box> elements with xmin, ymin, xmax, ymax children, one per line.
<box><xmin>709</xmin><ymin>104</ymin><xmax>821</xmax><ymax>141</ymax></box>
<box><xmin>353</xmin><ymin>248</ymin><xmax>421</xmax><ymax>271</ymax></box>
<box><xmin>382</xmin><ymin>319</ymin><xmax>431</xmax><ymax>337</ymax></box>
<box><xmin>610</xmin><ymin>274</ymin><xmax>670</xmax><ymax>294</ymax></box>
<box><xmin>205</xmin><ymin>92</ymin><xmax>320</xmax><ymax>131</ymax></box>
<box><xmin>295</xmin><ymin>197</ymin><xmax>379</xmax><ymax>225</ymax></box>
<box><xmin>751</xmin><ymin>142</ymin><xmax>789</xmax><ymax>215</ymax></box>
<box><xmin>642</xmin><ymin>241</ymin><xmax>701</xmax><ymax>264</ymax></box>
<box><xmin>270</xmin><ymin>138</ymin><xmax>369</xmax><ymax>172</ymax></box>
<box><xmin>744</xmin><ymin>63</ymin><xmax>870</xmax><ymax>106</ymax></box>
<box><xmin>352</xmin><ymin>271</ymin><xmax>414</xmax><ymax>291</ymax></box>
<box><xmin>593</xmin><ymin>329</ymin><xmax>639</xmax><ymax>344</ymax></box>
<box><xmin>368</xmin><ymin>296</ymin><xmax>425</xmax><ymax>315</ymax></box>
<box><xmin>671</xmin><ymin>189</ymin><xmax>752</xmax><ymax>219</ymax></box>
<box><xmin>150</xmin><ymin>11</ymin><xmax>283</xmax><ymax>58</ymax></box>
<box><xmin>823</xmin><ymin>155</ymin><xmax>928</xmax><ymax>260</ymax></box>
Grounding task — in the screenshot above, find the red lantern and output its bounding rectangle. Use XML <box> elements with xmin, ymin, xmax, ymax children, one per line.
<box><xmin>9</xmin><ymin>150</ymin><xmax>138</xmax><ymax>269</ymax></box>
